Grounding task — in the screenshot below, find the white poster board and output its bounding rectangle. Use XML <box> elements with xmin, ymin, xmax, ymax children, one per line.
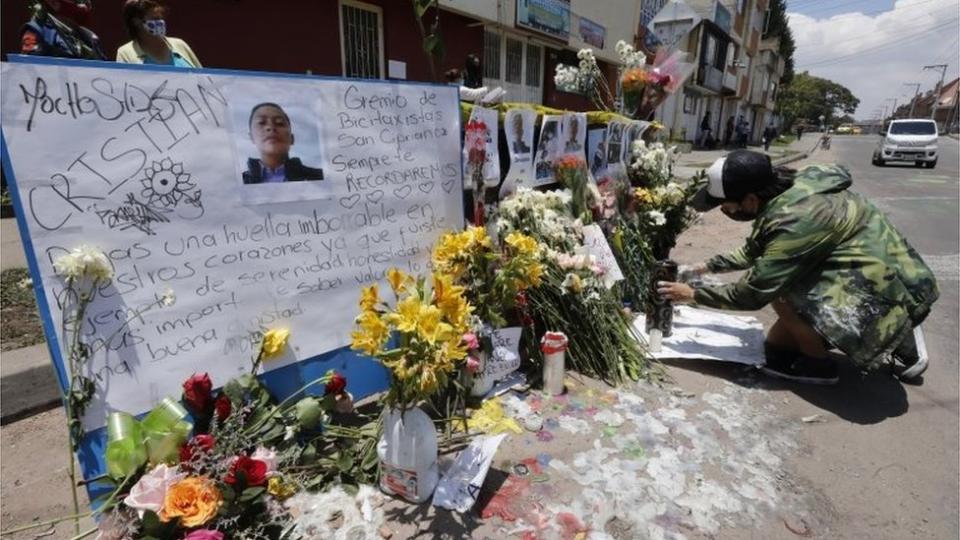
<box><xmin>580</xmin><ymin>224</ymin><xmax>624</xmax><ymax>288</ymax></box>
<box><xmin>0</xmin><ymin>60</ymin><xmax>463</xmax><ymax>430</ymax></box>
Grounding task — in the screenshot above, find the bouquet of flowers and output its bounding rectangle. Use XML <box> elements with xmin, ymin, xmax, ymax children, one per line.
<box><xmin>431</xmin><ymin>226</ymin><xmax>543</xmax><ymax>329</ymax></box>
<box><xmin>552</xmin><ymin>155</ymin><xmax>601</xmax><ymax>223</ymax></box>
<box><xmin>609</xmin><ymin>140</ymin><xmax>704</xmax><ymax>308</ymax></box>
<box><xmin>495</xmin><ymin>189</ymin><xmax>650</xmax><ymax>383</ymax></box>
<box><xmin>496</xmin><ymin>187</ymin><xmax>581</xmax><ymax>253</ymax></box>
<box><xmin>86</xmin><ymin>353</ymin><xmax>379</xmax><ymax>540</ymax></box>
<box><xmin>553</xmin><ymin>40</ymin><xmax>693</xmax><ymax>120</ymax></box>
<box><xmin>350</xmin><ymin>268</ymin><xmax>473</xmax><ymax>409</ymax></box>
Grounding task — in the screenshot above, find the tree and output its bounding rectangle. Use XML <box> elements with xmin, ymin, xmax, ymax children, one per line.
<box><xmin>411</xmin><ymin>0</ymin><xmax>444</xmax><ymax>81</ymax></box>
<box><xmin>763</xmin><ymin>0</ymin><xmax>796</xmax><ymax>84</ymax></box>
<box><xmin>777</xmin><ymin>72</ymin><xmax>860</xmax><ymax>129</ymax></box>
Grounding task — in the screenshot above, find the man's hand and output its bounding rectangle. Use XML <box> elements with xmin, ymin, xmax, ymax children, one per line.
<box><xmin>657</xmin><ymin>281</ymin><xmax>695</xmax><ymax>303</ymax></box>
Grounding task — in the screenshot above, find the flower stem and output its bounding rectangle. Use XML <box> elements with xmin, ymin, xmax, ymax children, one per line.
<box><xmin>69</xmin><ymin>527</ymin><xmax>97</xmax><ymax>540</ymax></box>
<box><xmin>0</xmin><ymin>512</ymin><xmax>93</xmax><ymax>535</ymax></box>
<box><xmin>243</xmin><ymin>375</ymin><xmax>331</xmax><ymax>435</ymax></box>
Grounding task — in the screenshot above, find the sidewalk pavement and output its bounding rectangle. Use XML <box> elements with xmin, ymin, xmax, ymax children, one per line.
<box><xmin>1</xmin><ymin>218</ymin><xmax>27</xmax><ymax>271</ymax></box>
<box><xmin>0</xmin><ymin>344</ymin><xmax>59</xmax><ymax>425</ymax></box>
<box><xmin>674</xmin><ymin>138</ymin><xmax>817</xmax><ymax>179</ymax></box>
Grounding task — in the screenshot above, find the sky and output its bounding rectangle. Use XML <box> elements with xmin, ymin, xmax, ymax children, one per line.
<box><xmin>787</xmin><ymin>0</ymin><xmax>960</xmax><ymax>120</ymax></box>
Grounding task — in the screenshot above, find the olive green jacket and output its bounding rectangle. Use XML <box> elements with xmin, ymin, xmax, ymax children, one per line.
<box><xmin>694</xmin><ymin>164</ymin><xmax>938</xmax><ymax>367</ymax></box>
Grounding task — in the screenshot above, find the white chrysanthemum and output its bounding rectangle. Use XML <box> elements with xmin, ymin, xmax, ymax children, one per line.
<box><xmin>54</xmin><ymin>245</ymin><xmax>113</xmax><ymax>282</ymax></box>
<box><xmin>648</xmin><ymin>210</ymin><xmax>667</xmax><ymax>226</ymax></box>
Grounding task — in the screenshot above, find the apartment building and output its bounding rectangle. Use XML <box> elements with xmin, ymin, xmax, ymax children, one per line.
<box><xmin>645</xmin><ymin>0</ymin><xmax>776</xmax><ymax>145</ymax></box>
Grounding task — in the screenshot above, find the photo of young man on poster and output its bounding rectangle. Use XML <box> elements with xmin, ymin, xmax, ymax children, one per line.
<box><xmin>242</xmin><ymin>102</ymin><xmax>324</xmax><ymax>184</ymax></box>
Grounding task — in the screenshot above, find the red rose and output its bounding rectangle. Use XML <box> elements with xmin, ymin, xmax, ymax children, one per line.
<box><xmin>325</xmin><ymin>372</ymin><xmax>347</xmax><ymax>395</ymax></box>
<box><xmin>214</xmin><ymin>394</ymin><xmax>232</xmax><ymax>422</ymax></box>
<box><xmin>179</xmin><ymin>433</ymin><xmax>216</xmax><ymax>464</ymax></box>
<box><xmin>182</xmin><ymin>373</ymin><xmax>213</xmax><ymax>414</ymax></box>
<box><xmin>224</xmin><ymin>455</ymin><xmax>268</xmax><ymax>487</ymax></box>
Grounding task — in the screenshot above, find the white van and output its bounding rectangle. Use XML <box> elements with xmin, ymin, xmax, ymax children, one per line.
<box><xmin>873</xmin><ymin>119</ymin><xmax>939</xmax><ymax>168</ymax></box>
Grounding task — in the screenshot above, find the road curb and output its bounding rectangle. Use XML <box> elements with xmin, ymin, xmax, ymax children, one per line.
<box><xmin>0</xmin><ymin>344</ymin><xmax>62</xmax><ymax>425</ymax></box>
<box><xmin>773</xmin><ymin>151</ymin><xmax>809</xmax><ymax>166</ymax></box>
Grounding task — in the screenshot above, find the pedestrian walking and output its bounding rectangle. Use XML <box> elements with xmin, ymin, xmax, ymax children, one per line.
<box><xmin>659</xmin><ymin>151</ymin><xmax>938</xmax><ymax>385</ymax></box>
<box><xmin>735</xmin><ymin>116</ymin><xmax>748</xmax><ymax>147</ymax></box>
<box><xmin>796</xmin><ymin>124</ymin><xmax>804</xmax><ymax>140</ymax></box>
<box><xmin>724</xmin><ymin>116</ymin><xmax>735</xmax><ymax>147</ymax></box>
<box><xmin>699</xmin><ymin>111</ymin><xmax>713</xmax><ymax>149</ymax></box>
<box><xmin>116</xmin><ymin>0</ymin><xmax>201</xmax><ymax>67</ymax></box>
<box><xmin>763</xmin><ymin>123</ymin><xmax>777</xmax><ymax>151</ymax></box>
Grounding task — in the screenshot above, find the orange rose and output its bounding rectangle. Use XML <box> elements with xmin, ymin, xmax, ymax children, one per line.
<box><xmin>160</xmin><ymin>476</ymin><xmax>221</xmax><ymax>528</ymax></box>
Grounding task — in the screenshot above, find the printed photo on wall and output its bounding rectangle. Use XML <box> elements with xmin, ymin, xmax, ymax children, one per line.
<box><xmin>463</xmin><ymin>105</ymin><xmax>501</xmax><ymax>189</ymax></box>
<box><xmin>605</xmin><ymin>121</ymin><xmax>624</xmax><ymax>166</ymax></box>
<box><xmin>586</xmin><ymin>127</ymin><xmax>607</xmax><ymax>178</ymax></box>
<box><xmin>508</xmin><ymin>109</ymin><xmax>534</xmax><ymax>158</ymax></box>
<box><xmin>224</xmin><ymin>81</ymin><xmax>330</xmax><ymax>205</ymax></box>
<box><xmin>534</xmin><ymin>115</ymin><xmax>563</xmax><ymax>185</ymax></box>
<box><xmin>501</xmin><ymin>109</ymin><xmax>537</xmax><ymax>198</ymax></box>
<box><xmin>562</xmin><ymin>112</ymin><xmax>587</xmax><ymax>156</ymax></box>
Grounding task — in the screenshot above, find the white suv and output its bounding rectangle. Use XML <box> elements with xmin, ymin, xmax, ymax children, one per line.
<box><xmin>873</xmin><ymin>119</ymin><xmax>939</xmax><ymax>168</ymax></box>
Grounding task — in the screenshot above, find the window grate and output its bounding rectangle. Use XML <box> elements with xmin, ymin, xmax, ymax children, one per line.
<box><xmin>342</xmin><ymin>3</ymin><xmax>381</xmax><ymax>79</ymax></box>
<box><xmin>505</xmin><ymin>38</ymin><xmax>523</xmax><ymax>84</ymax></box>
<box><xmin>483</xmin><ymin>30</ymin><xmax>501</xmax><ymax>80</ymax></box>
<box><xmin>525</xmin><ymin>43</ymin><xmax>541</xmax><ymax>87</ymax></box>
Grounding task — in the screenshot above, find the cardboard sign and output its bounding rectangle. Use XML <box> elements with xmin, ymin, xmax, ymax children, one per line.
<box><xmin>0</xmin><ymin>59</ymin><xmax>463</xmax><ymax>431</ymax></box>
<box><xmin>581</xmin><ymin>224</ymin><xmax>624</xmax><ymax>288</ymax></box>
<box><xmin>472</xmin><ymin>327</ymin><xmax>523</xmax><ymax>393</ymax></box>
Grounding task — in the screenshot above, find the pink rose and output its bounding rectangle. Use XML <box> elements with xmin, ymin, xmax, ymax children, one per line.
<box><xmin>463</xmin><ymin>332</ymin><xmax>480</xmax><ymax>350</ymax></box>
<box><xmin>466</xmin><ymin>355</ymin><xmax>481</xmax><ymax>374</ymax></box>
<box><xmin>250</xmin><ymin>446</ymin><xmax>278</xmax><ymax>476</ymax></box>
<box><xmin>122</xmin><ymin>463</ymin><xmax>185</xmax><ymax>518</ymax></box>
<box><xmin>184</xmin><ymin>530</ymin><xmax>224</xmax><ymax>540</ymax></box>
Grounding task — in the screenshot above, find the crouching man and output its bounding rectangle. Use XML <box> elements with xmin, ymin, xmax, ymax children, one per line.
<box><xmin>658</xmin><ymin>150</ymin><xmax>938</xmax><ymax>384</ymax></box>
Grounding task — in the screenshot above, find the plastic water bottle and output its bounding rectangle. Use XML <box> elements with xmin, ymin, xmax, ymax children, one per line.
<box><xmin>377</xmin><ymin>406</ymin><xmax>439</xmax><ymax>503</ymax></box>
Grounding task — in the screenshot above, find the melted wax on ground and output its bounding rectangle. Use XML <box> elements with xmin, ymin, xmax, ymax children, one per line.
<box><xmin>479</xmin><ymin>380</ymin><xmax>800</xmax><ymax>539</ymax></box>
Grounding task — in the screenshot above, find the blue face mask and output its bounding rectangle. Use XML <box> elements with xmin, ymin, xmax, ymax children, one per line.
<box><xmin>143</xmin><ymin>19</ymin><xmax>167</xmax><ymax>37</ymax></box>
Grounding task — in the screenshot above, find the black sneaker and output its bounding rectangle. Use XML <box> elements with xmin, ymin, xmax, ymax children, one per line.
<box><xmin>892</xmin><ymin>327</ymin><xmax>928</xmax><ymax>382</ymax></box>
<box><xmin>761</xmin><ymin>343</ymin><xmax>839</xmax><ymax>385</ymax></box>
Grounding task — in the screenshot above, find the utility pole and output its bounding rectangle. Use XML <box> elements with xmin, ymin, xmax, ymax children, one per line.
<box><xmin>904</xmin><ymin>83</ymin><xmax>921</xmax><ymax>117</ymax></box>
<box><xmin>923</xmin><ymin>64</ymin><xmax>948</xmax><ymax>121</ymax></box>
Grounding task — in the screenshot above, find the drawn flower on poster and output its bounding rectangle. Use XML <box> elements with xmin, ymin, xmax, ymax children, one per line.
<box><xmin>140</xmin><ymin>158</ymin><xmax>196</xmax><ymax>207</ymax></box>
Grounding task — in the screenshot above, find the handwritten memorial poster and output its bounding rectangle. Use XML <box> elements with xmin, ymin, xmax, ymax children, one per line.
<box><xmin>0</xmin><ymin>60</ymin><xmax>464</xmax><ymax>430</ymax></box>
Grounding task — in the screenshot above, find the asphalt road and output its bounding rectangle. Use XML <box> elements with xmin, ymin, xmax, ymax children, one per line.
<box><xmin>670</xmin><ymin>134</ymin><xmax>960</xmax><ymax>539</ymax></box>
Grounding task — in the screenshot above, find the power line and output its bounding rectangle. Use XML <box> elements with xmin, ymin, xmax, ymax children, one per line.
<box><xmin>797</xmin><ymin>18</ymin><xmax>959</xmax><ymax>68</ymax></box>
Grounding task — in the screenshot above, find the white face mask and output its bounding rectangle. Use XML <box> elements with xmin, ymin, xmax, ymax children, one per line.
<box><xmin>143</xmin><ymin>19</ymin><xmax>167</xmax><ymax>37</ymax></box>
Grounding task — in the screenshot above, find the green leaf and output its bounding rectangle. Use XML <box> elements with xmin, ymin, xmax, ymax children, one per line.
<box><xmin>241</xmin><ymin>486</ymin><xmax>266</xmax><ymax>502</ymax></box>
<box><xmin>141</xmin><ymin>510</ymin><xmax>161</xmax><ymax>533</ymax></box>
<box><xmin>413</xmin><ymin>0</ymin><xmax>433</xmax><ymax>19</ymax></box>
<box><xmin>337</xmin><ymin>451</ymin><xmax>353</xmax><ymax>472</ymax></box>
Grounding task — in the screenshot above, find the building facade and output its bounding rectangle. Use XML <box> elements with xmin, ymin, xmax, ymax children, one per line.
<box><xmin>645</xmin><ymin>0</ymin><xmax>775</xmax><ymax>145</ymax></box>
<box><xmin>1</xmin><ymin>0</ymin><xmax>643</xmax><ymax>113</ymax></box>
